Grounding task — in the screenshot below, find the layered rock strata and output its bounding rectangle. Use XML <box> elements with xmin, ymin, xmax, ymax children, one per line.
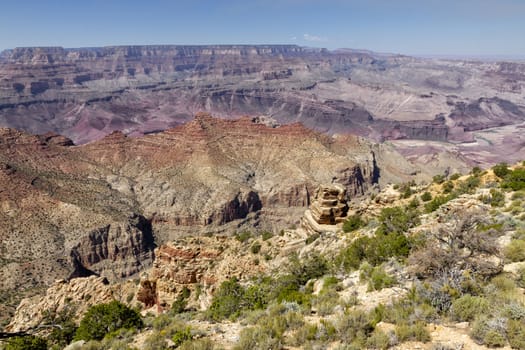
<box><xmin>1</xmin><ymin>44</ymin><xmax>524</xmax><ymax>160</ymax></box>
<box><xmin>1</xmin><ymin>114</ymin><xmax>418</xmax><ymax>323</ymax></box>
<box><xmin>301</xmin><ymin>184</ymin><xmax>349</xmax><ymax>235</ymax></box>
<box><xmin>137</xmin><ymin>238</ymin><xmax>267</xmax><ymax>311</ymax></box>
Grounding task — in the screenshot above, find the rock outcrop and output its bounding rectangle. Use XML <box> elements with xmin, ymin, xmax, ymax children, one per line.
<box><xmin>6</xmin><ymin>276</ymin><xmax>115</xmax><ymax>332</ymax></box>
<box><xmin>69</xmin><ymin>215</ymin><xmax>155</xmax><ymax>280</ymax></box>
<box><xmin>301</xmin><ymin>184</ymin><xmax>349</xmax><ymax>235</ymax></box>
<box><xmin>309</xmin><ymin>184</ymin><xmax>349</xmax><ymax>225</ymax></box>
<box><xmin>137</xmin><ymin>237</ymin><xmax>267</xmax><ymax>311</ymax></box>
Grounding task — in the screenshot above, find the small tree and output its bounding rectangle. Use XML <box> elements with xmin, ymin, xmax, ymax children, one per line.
<box><xmin>74</xmin><ymin>300</ymin><xmax>143</xmax><ymax>341</ymax></box>
<box><xmin>207</xmin><ymin>278</ymin><xmax>245</xmax><ymax>321</ymax></box>
<box><xmin>409</xmin><ymin>208</ymin><xmax>503</xmax><ymax>278</ymax></box>
<box><xmin>376</xmin><ymin>206</ymin><xmax>420</xmax><ymax>235</ymax></box>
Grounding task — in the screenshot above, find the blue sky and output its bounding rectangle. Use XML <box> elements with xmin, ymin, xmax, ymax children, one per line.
<box><xmin>1</xmin><ymin>0</ymin><xmax>524</xmax><ymax>57</ymax></box>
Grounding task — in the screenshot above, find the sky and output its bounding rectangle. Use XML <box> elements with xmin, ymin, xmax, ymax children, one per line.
<box><xmin>0</xmin><ymin>0</ymin><xmax>524</xmax><ymax>57</ymax></box>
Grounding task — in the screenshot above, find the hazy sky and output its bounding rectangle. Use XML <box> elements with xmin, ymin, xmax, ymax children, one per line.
<box><xmin>1</xmin><ymin>0</ymin><xmax>524</xmax><ymax>56</ymax></box>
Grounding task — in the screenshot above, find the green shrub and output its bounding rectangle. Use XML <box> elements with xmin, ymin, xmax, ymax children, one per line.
<box><xmin>323</xmin><ymin>275</ymin><xmax>340</xmax><ymax>289</ymax></box>
<box><xmin>246</xmin><ymin>307</ymin><xmax>300</xmax><ymax>331</ymax></box>
<box><xmin>42</xmin><ymin>305</ymin><xmax>78</xmax><ymax>348</ymax></box>
<box><xmin>407</xmin><ymin>197</ymin><xmax>420</xmax><ymax>210</ymax></box>
<box><xmin>152</xmin><ymin>313</ymin><xmax>172</xmax><ymax>331</ymax></box>
<box><xmin>425</xmin><ymin>195</ymin><xmax>453</xmax><ymax>213</ymax></box>
<box><xmin>305</xmin><ymin>233</ymin><xmax>319</xmax><ymax>245</ymax></box>
<box><xmin>515</xmin><ymin>267</ymin><xmax>525</xmax><ymax>289</ymax></box>
<box><xmin>399</xmin><ymin>182</ymin><xmax>416</xmax><ymax>199</ymax></box>
<box><xmin>287</xmin><ymin>252</ymin><xmax>328</xmax><ymax>285</ymax></box>
<box><xmin>336</xmin><ymin>309</ymin><xmax>375</xmax><ymax>344</ymax></box>
<box><xmin>442</xmin><ymin>181</ymin><xmax>454</xmax><ymax>194</ymax></box>
<box><xmin>472</xmin><ymin>167</ymin><xmax>482</xmax><ymax>176</ymax></box>
<box><xmin>172</xmin><ymin>327</ymin><xmax>193</xmax><ymax>347</ymax></box>
<box><xmin>433</xmin><ymin>174</ymin><xmax>446</xmax><ymax>184</ymax></box>
<box><xmin>235</xmin><ymin>231</ymin><xmax>252</xmax><ymax>243</ymax></box>
<box><xmin>395</xmin><ymin>322</ymin><xmax>430</xmax><ymax>343</ymax></box>
<box><xmin>383</xmin><ymin>301</ymin><xmax>408</xmax><ymax>325</ymax></box>
<box><xmin>336</xmin><ymin>231</ymin><xmax>411</xmax><ymax>270</ymax></box>
<box><xmin>343</xmin><ymin>215</ymin><xmax>365</xmax><ymax>232</ymax></box>
<box><xmin>250</xmin><ymin>241</ymin><xmax>262</xmax><ymax>254</ymax></box>
<box><xmin>421</xmin><ymin>192</ymin><xmax>432</xmax><ymax>202</ymax></box>
<box><xmin>5</xmin><ymin>336</ymin><xmax>47</xmax><ymax>350</ymax></box>
<box><xmin>291</xmin><ymin>323</ymin><xmax>318</xmax><ymax>345</ymax></box>
<box><xmin>75</xmin><ymin>300</ymin><xmax>143</xmax><ymax>341</ymax></box>
<box><xmin>376</xmin><ymin>206</ymin><xmax>420</xmax><ymax>235</ymax></box>
<box><xmin>144</xmin><ymin>331</ymin><xmax>168</xmax><ymax>350</ymax></box>
<box><xmin>207</xmin><ymin>278</ymin><xmax>244</xmax><ymax>320</ymax></box>
<box><xmin>234</xmin><ymin>326</ymin><xmax>281</xmax><ymax>350</ymax></box>
<box><xmin>456</xmin><ymin>176</ymin><xmax>481</xmax><ymax>194</ymax></box>
<box><xmin>366</xmin><ymin>329</ymin><xmax>390</xmax><ymax>349</ymax></box>
<box><xmin>505</xmin><ymin>239</ymin><xmax>525</xmax><ymax>262</ymax></box>
<box><xmin>471</xmin><ymin>317</ymin><xmax>507</xmax><ymax>347</ymax></box>
<box><xmin>490</xmin><ymin>189</ymin><xmax>506</xmax><ymax>207</ymax></box>
<box><xmin>450</xmin><ymin>173</ymin><xmax>462</xmax><ymax>181</ymax></box>
<box><xmin>248</xmin><ymin>304</ymin><xmax>304</xmax><ymax>341</ymax></box>
<box><xmin>207</xmin><ymin>275</ymin><xmax>283</xmax><ymax>321</ymax></box>
<box><xmin>508</xmin><ymin>319</ymin><xmax>525</xmax><ymax>349</ymax></box>
<box><xmin>493</xmin><ymin>163</ymin><xmax>510</xmax><ymax>178</ymax></box>
<box><xmin>502</xmin><ymin>168</ymin><xmax>525</xmax><ymax>191</ymax></box>
<box><xmin>491</xmin><ymin>275</ymin><xmax>518</xmax><ymax>294</ymax></box>
<box><xmin>261</xmin><ymin>231</ymin><xmax>273</xmax><ymax>241</ymax></box>
<box><xmin>484</xmin><ymin>329</ymin><xmax>507</xmax><ymax>347</ymax></box>
<box><xmin>335</xmin><ymin>238</ymin><xmax>366</xmax><ymax>271</ymax></box>
<box><xmin>512</xmin><ymin>191</ymin><xmax>525</xmax><ymax>200</ymax></box>
<box><xmin>178</xmin><ymin>338</ymin><xmax>217</xmax><ymax>350</ymax></box>
<box><xmin>360</xmin><ymin>263</ymin><xmax>397</xmax><ymax>291</ymax></box>
<box><xmin>313</xmin><ymin>289</ymin><xmax>340</xmax><ymax>316</ymax></box>
<box><xmin>450</xmin><ymin>295</ymin><xmax>489</xmax><ymax>322</ymax></box>
<box><xmin>171</xmin><ymin>293</ymin><xmax>189</xmax><ymax>314</ymax></box>
<box><xmin>292</xmin><ymin>319</ymin><xmax>338</xmax><ymax>345</ymax></box>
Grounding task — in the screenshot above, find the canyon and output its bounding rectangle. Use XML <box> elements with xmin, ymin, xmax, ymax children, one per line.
<box><xmin>0</xmin><ymin>113</ymin><xmax>418</xmax><ymax>324</ymax></box>
<box><xmin>0</xmin><ymin>45</ymin><xmax>524</xmax><ymax>349</ymax></box>
<box><xmin>1</xmin><ymin>45</ymin><xmax>524</xmax><ymax>168</ymax></box>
